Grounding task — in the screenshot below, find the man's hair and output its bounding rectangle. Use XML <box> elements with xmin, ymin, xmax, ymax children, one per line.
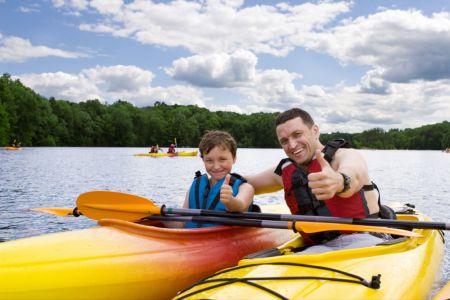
<box><xmin>275</xmin><ymin>108</ymin><xmax>315</xmax><ymax>127</ymax></box>
<box><xmin>199</xmin><ymin>130</ymin><xmax>237</xmax><ymax>158</ymax></box>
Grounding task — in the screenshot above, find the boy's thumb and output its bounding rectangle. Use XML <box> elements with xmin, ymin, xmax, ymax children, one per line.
<box><xmin>223</xmin><ymin>174</ymin><xmax>231</xmax><ymax>186</ymax></box>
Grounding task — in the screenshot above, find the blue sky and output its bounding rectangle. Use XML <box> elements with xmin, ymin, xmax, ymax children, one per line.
<box><xmin>1</xmin><ymin>0</ymin><xmax>450</xmax><ymax>133</ymax></box>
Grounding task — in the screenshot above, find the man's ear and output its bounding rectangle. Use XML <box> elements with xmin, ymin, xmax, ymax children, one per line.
<box><xmin>312</xmin><ymin>124</ymin><xmax>320</xmax><ymax>139</ymax></box>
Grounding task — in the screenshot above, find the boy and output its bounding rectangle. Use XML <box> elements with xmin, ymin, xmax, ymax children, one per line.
<box><xmin>182</xmin><ymin>130</ymin><xmax>255</xmax><ymax>228</ymax></box>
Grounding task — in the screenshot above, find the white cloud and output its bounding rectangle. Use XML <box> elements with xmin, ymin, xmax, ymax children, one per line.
<box><xmin>236</xmin><ymin>69</ymin><xmax>304</xmax><ymax>111</ymax></box>
<box><xmin>165</xmin><ymin>50</ymin><xmax>257</xmax><ymax>87</ymax></box>
<box><xmin>59</xmin><ymin>0</ymin><xmax>351</xmax><ymax>56</ymax></box>
<box><xmin>52</xmin><ymin>0</ymin><xmax>89</xmax><ymax>10</ymax></box>
<box><xmin>0</xmin><ymin>34</ymin><xmax>87</xmax><ymax>63</ymax></box>
<box><xmin>311</xmin><ymin>80</ymin><xmax>450</xmax><ymax>133</ymax></box>
<box><xmin>18</xmin><ymin>71</ymin><xmax>101</xmax><ymax>102</ymax></box>
<box><xmin>15</xmin><ymin>65</ymin><xmax>207</xmax><ymax>107</ymax></box>
<box><xmin>18</xmin><ymin>5</ymin><xmax>40</xmax><ymax>13</ymax></box>
<box><xmin>301</xmin><ymin>9</ymin><xmax>450</xmax><ymax>83</ymax></box>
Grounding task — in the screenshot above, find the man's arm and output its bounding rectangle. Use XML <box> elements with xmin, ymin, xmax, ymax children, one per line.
<box><xmin>245</xmin><ymin>166</ymin><xmax>283</xmax><ymax>195</ymax></box>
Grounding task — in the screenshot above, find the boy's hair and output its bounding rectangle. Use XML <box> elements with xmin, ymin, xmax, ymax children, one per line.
<box><xmin>199</xmin><ymin>130</ymin><xmax>237</xmax><ymax>159</ymax></box>
<box><xmin>275</xmin><ymin>108</ymin><xmax>315</xmax><ymax>128</ymax></box>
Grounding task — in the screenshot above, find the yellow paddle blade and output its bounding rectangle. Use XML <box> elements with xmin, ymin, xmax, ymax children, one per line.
<box><xmin>293</xmin><ymin>221</ymin><xmax>421</xmax><ymax>237</ymax></box>
<box><xmin>31</xmin><ymin>207</ymin><xmax>74</xmax><ymax>216</ymax></box>
<box><xmin>77</xmin><ymin>190</ymin><xmax>160</xmax><ymax>221</ymax></box>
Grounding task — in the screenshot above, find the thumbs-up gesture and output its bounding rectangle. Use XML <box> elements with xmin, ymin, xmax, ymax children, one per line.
<box><xmin>307</xmin><ymin>150</ymin><xmax>343</xmax><ymax>200</ymax></box>
<box><xmin>220</xmin><ymin>174</ymin><xmax>234</xmax><ymax>206</ymax></box>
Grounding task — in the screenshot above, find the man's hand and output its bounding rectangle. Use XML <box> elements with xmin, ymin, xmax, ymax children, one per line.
<box><xmin>220</xmin><ymin>174</ymin><xmax>234</xmax><ymax>206</ymax></box>
<box><xmin>307</xmin><ymin>150</ymin><xmax>343</xmax><ymax>200</ymax></box>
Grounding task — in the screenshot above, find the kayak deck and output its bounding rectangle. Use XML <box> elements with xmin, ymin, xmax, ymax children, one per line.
<box><xmin>175</xmin><ymin>213</ymin><xmax>445</xmax><ymax>300</ymax></box>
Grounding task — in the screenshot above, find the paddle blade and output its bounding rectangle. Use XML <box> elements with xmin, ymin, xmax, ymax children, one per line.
<box><xmin>31</xmin><ymin>207</ymin><xmax>74</xmax><ymax>217</ymax></box>
<box><xmin>76</xmin><ymin>190</ymin><xmax>160</xmax><ymax>221</ymax></box>
<box><xmin>294</xmin><ymin>221</ymin><xmax>421</xmax><ymax>237</ymax></box>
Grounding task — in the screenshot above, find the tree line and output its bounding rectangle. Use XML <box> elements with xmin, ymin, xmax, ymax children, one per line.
<box><xmin>1</xmin><ymin>73</ymin><xmax>449</xmax><ymax>150</ymax></box>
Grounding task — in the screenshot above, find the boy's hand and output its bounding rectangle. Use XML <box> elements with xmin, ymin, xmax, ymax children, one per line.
<box><xmin>220</xmin><ymin>174</ymin><xmax>234</xmax><ymax>206</ymax></box>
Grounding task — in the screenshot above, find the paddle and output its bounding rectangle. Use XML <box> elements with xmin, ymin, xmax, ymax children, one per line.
<box><xmin>75</xmin><ymin>191</ymin><xmax>421</xmax><ymax>237</ymax></box>
<box><xmin>29</xmin><ymin>206</ymin><xmax>418</xmax><ymax>236</ymax></box>
<box><xmin>144</xmin><ymin>214</ymin><xmax>420</xmax><ymax>236</ymax></box>
<box><xmin>77</xmin><ymin>190</ymin><xmax>449</xmax><ymax>231</ymax></box>
<box><xmin>31</xmin><ymin>207</ymin><xmax>82</xmax><ymax>217</ymax></box>
<box><xmin>28</xmin><ymin>205</ymin><xmax>421</xmax><ymax>237</ymax></box>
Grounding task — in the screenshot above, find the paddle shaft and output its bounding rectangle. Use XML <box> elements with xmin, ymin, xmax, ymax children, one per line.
<box><xmin>161</xmin><ymin>207</ymin><xmax>450</xmax><ymax>230</ymax></box>
<box><xmin>147</xmin><ymin>214</ymin><xmax>290</xmax><ymax>229</ymax></box>
<box><xmin>147</xmin><ymin>213</ymin><xmax>420</xmax><ymax>237</ymax></box>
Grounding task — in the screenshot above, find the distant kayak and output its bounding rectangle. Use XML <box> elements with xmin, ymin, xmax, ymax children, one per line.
<box><xmin>4</xmin><ymin>147</ymin><xmax>22</xmax><ymax>151</ymax></box>
<box><xmin>134</xmin><ymin>150</ymin><xmax>198</xmax><ymax>157</ymax></box>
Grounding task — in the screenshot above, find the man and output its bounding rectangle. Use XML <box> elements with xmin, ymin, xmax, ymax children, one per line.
<box><xmin>246</xmin><ymin>108</ymin><xmax>387</xmax><ymax>252</ymax></box>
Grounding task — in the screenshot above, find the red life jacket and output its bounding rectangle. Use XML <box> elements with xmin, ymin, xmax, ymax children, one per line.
<box><xmin>275</xmin><ymin>139</ymin><xmax>371</xmax><ymax>244</ymax></box>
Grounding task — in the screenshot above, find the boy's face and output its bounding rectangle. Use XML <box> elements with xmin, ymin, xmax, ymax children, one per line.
<box><xmin>202</xmin><ymin>146</ymin><xmax>236</xmax><ymax>182</ymax></box>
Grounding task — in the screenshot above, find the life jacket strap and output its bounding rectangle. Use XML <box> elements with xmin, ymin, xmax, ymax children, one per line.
<box><xmin>322</xmin><ymin>138</ymin><xmax>350</xmax><ymax>163</ymax></box>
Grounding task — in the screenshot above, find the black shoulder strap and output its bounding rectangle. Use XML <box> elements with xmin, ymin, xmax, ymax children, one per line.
<box><xmin>194</xmin><ymin>171</ymin><xmax>202</xmax><ymax>209</ymax></box>
<box><xmin>322</xmin><ymin>138</ymin><xmax>350</xmax><ymax>163</ymax></box>
<box><xmin>229</xmin><ymin>172</ymin><xmax>247</xmax><ymax>185</ymax></box>
<box><xmin>274</xmin><ymin>158</ymin><xmax>292</xmax><ymax>176</ymax></box>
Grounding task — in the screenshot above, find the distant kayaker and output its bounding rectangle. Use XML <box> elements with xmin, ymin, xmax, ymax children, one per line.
<box><xmin>167</xmin><ymin>130</ymin><xmax>255</xmax><ymax>228</ymax></box>
<box><xmin>149</xmin><ymin>144</ymin><xmax>160</xmax><ymax>153</ymax></box>
<box><xmin>167</xmin><ymin>143</ymin><xmax>176</xmax><ymax>153</ymax></box>
<box><xmin>246</xmin><ymin>108</ymin><xmax>394</xmax><ymax>253</ymax></box>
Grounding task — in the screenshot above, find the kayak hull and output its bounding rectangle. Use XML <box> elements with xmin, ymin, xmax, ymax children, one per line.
<box><xmin>134</xmin><ymin>151</ymin><xmax>198</xmax><ymax>157</ymax></box>
<box><xmin>176</xmin><ymin>212</ymin><xmax>445</xmax><ymax>300</ymax></box>
<box><xmin>4</xmin><ymin>147</ymin><xmax>22</xmax><ymax>150</ymax></box>
<box><xmin>0</xmin><ymin>210</ymin><xmax>294</xmax><ymax>299</ymax></box>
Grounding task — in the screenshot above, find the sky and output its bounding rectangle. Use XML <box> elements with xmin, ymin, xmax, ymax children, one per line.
<box><xmin>1</xmin><ymin>0</ymin><xmax>450</xmax><ymax>133</ymax></box>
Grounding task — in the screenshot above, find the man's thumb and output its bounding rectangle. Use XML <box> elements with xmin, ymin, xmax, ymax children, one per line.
<box><xmin>315</xmin><ymin>149</ymin><xmax>330</xmax><ymax>168</ymax></box>
<box><xmin>223</xmin><ymin>174</ymin><xmax>231</xmax><ymax>185</ymax></box>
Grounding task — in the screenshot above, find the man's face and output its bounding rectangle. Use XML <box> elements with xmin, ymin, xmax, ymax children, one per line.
<box><xmin>276</xmin><ymin>117</ymin><xmax>319</xmax><ymax>166</ymax></box>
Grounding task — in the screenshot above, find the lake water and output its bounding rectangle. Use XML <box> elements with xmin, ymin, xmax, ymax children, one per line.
<box><xmin>1</xmin><ymin>147</ymin><xmax>449</xmax><ymax>295</ymax></box>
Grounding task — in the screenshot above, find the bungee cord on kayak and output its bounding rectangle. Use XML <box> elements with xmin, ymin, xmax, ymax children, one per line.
<box><xmin>175</xmin><ymin>262</ymin><xmax>382</xmax><ymax>300</ymax></box>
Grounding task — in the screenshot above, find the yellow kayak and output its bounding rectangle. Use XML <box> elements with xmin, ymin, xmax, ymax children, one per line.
<box><xmin>175</xmin><ymin>209</ymin><xmax>445</xmax><ymax>300</ymax></box>
<box><xmin>0</xmin><ymin>206</ymin><xmax>293</xmax><ymax>300</ymax></box>
<box><xmin>4</xmin><ymin>146</ymin><xmax>22</xmax><ymax>150</ymax></box>
<box><xmin>134</xmin><ymin>150</ymin><xmax>198</xmax><ymax>157</ymax></box>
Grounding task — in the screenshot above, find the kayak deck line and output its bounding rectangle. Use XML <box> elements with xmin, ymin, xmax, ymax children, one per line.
<box><xmin>176</xmin><ymin>262</ymin><xmax>382</xmax><ymax>300</ymax></box>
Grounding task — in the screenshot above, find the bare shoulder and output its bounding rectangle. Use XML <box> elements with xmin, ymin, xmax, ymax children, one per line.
<box><xmin>332</xmin><ymin>148</ymin><xmax>367</xmax><ymax>169</ymax></box>
<box><xmin>239</xmin><ymin>182</ymin><xmax>255</xmax><ymax>192</ymax></box>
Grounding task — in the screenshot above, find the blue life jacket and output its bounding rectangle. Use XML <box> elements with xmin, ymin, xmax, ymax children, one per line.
<box><xmin>185</xmin><ymin>171</ymin><xmax>245</xmax><ymax>228</ymax></box>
